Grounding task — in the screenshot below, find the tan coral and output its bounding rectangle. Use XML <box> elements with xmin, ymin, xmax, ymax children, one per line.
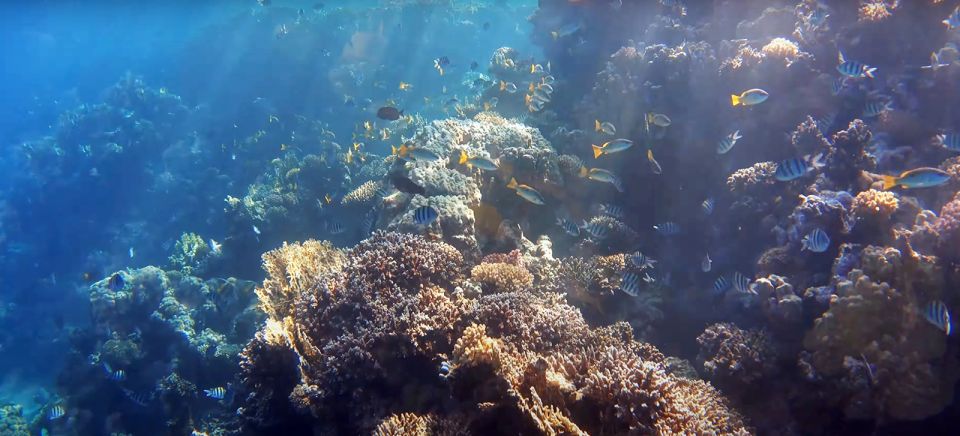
<box><xmin>372</xmin><ymin>413</ymin><xmax>469</xmax><ymax>436</ymax></box>
<box><xmin>761</xmin><ymin>38</ymin><xmax>800</xmax><ymax>61</ymax></box>
<box><xmin>859</xmin><ymin>0</ymin><xmax>897</xmax><ymax>22</ymax></box>
<box><xmin>256</xmin><ymin>240</ymin><xmax>345</xmax><ymax>321</ymax></box>
<box><xmin>852</xmin><ymin>189</ymin><xmax>899</xmax><ymax>220</ymax></box>
<box><xmin>341</xmin><ymin>180</ymin><xmax>383</xmax><ymax>206</ymax></box>
<box><xmin>470</xmin><ymin>262</ymin><xmax>533</xmax><ymax>293</ymax></box>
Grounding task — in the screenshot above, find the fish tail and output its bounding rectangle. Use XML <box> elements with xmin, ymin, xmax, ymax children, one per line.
<box><xmin>865</xmin><ymin>67</ymin><xmax>877</xmax><ymax>78</ymax></box>
<box><xmin>579</xmin><ymin>166</ymin><xmax>589</xmax><ymax>177</ymax></box>
<box><xmin>730</xmin><ymin>94</ymin><xmax>741</xmax><ymax>106</ymax></box>
<box><xmin>500</xmin><ymin>81</ymin><xmax>506</xmax><ymax>91</ymax></box>
<box><xmin>881</xmin><ymin>175</ymin><xmax>898</xmax><ymax>190</ymax></box>
<box><xmin>551</xmin><ymin>31</ymin><xmax>559</xmax><ymax>41</ymax></box>
<box><xmin>594</xmin><ymin>120</ymin><xmax>601</xmax><ymax>132</ymax></box>
<box><xmin>459</xmin><ymin>150</ymin><xmax>469</xmax><ymax>166</ymax></box>
<box><xmin>507</xmin><ymin>177</ymin><xmax>518</xmax><ymax>189</ymax></box>
<box><xmin>592</xmin><ymin>144</ymin><xmax>604</xmax><ymax>159</ymax></box>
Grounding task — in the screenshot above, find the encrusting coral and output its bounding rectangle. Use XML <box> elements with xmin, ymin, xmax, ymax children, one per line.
<box><xmin>240</xmin><ymin>232</ymin><xmax>749</xmax><ymax>435</ymax></box>
<box><xmin>697</xmin><ymin>323</ymin><xmax>779</xmax><ymax>392</ymax></box>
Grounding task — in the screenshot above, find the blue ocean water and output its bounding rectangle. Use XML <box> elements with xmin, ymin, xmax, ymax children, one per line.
<box><xmin>1</xmin><ymin>0</ymin><xmax>959</xmax><ymax>434</ymax></box>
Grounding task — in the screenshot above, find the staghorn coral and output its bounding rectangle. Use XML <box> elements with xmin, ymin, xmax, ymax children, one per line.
<box><xmin>341</xmin><ymin>179</ymin><xmax>383</xmax><ymax>206</ymax></box>
<box><xmin>470</xmin><ymin>262</ymin><xmax>533</xmax><ymax>294</ymax></box>
<box><xmin>372</xmin><ymin>412</ymin><xmax>469</xmax><ymax>436</ymax></box>
<box><xmin>241</xmin><ymin>232</ymin><xmax>746</xmax><ymax>434</ymax></box>
<box><xmin>697</xmin><ymin>323</ymin><xmax>779</xmax><ymax>392</ymax></box>
<box><xmin>257</xmin><ymin>239</ymin><xmax>345</xmax><ymax>321</ymax></box>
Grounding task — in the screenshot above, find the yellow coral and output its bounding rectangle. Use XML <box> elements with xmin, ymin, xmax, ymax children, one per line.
<box><xmin>257</xmin><ymin>240</ymin><xmax>345</xmax><ymax>321</ymax></box>
<box><xmin>761</xmin><ymin>37</ymin><xmax>799</xmax><ymax>60</ymax></box>
<box><xmin>372</xmin><ymin>412</ymin><xmax>468</xmax><ymax>436</ymax></box>
<box><xmin>853</xmin><ymin>189</ymin><xmax>899</xmax><ymax>219</ymax></box>
<box><xmin>470</xmin><ymin>262</ymin><xmax>533</xmax><ymax>293</ymax></box>
<box><xmin>452</xmin><ymin>323</ymin><xmax>505</xmax><ymax>370</ymax></box>
<box><xmin>859</xmin><ymin>0</ymin><xmax>897</xmax><ymax>22</ymax></box>
<box><xmin>341</xmin><ymin>180</ymin><xmax>383</xmax><ymax>206</ymax></box>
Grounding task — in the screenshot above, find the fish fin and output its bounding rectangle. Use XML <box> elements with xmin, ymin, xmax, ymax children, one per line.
<box><xmin>500</xmin><ymin>81</ymin><xmax>505</xmax><ymax>91</ymax></box>
<box><xmin>865</xmin><ymin>67</ymin><xmax>877</xmax><ymax>78</ymax></box>
<box><xmin>594</xmin><ymin>120</ymin><xmax>601</xmax><ymax>132</ymax></box>
<box><xmin>881</xmin><ymin>175</ymin><xmax>898</xmax><ymax>190</ymax></box>
<box><xmin>730</xmin><ymin>94</ymin><xmax>741</xmax><ymax>106</ymax></box>
<box><xmin>838</xmin><ymin>51</ymin><xmax>845</xmax><ymax>64</ymax></box>
<box><xmin>391</xmin><ymin>145</ymin><xmax>397</xmax><ymax>155</ymax></box>
<box><xmin>592</xmin><ymin>144</ymin><xmax>603</xmax><ymax>159</ymax></box>
<box><xmin>579</xmin><ymin>166</ymin><xmax>589</xmax><ymax>177</ymax></box>
<box><xmin>507</xmin><ymin>177</ymin><xmax>518</xmax><ymax>189</ymax></box>
<box><xmin>647</xmin><ymin>149</ymin><xmax>654</xmax><ymax>161</ymax></box>
<box><xmin>459</xmin><ymin>150</ymin><xmax>469</xmax><ymax>166</ymax></box>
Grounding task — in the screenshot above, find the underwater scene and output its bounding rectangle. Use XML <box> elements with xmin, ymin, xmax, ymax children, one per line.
<box><xmin>4</xmin><ymin>0</ymin><xmax>960</xmax><ymax>434</ymax></box>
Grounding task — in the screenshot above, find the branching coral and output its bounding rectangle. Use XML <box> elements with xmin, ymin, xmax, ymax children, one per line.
<box><xmin>341</xmin><ymin>179</ymin><xmax>383</xmax><ymax>206</ymax></box>
<box><xmin>169</xmin><ymin>232</ymin><xmax>219</xmax><ymax>275</ymax></box>
<box><xmin>470</xmin><ymin>262</ymin><xmax>533</xmax><ymax>294</ymax></box>
<box><xmin>372</xmin><ymin>412</ymin><xmax>469</xmax><ymax>436</ymax></box>
<box><xmin>0</xmin><ymin>404</ymin><xmax>28</xmax><ymax>436</ymax></box>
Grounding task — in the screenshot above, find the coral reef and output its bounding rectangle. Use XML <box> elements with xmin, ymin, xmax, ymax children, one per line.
<box><xmin>240</xmin><ymin>232</ymin><xmax>747</xmax><ymax>434</ymax></box>
<box><xmin>169</xmin><ymin>232</ymin><xmax>220</xmax><ymax>275</ymax></box>
<box><xmin>470</xmin><ymin>262</ymin><xmax>533</xmax><ymax>294</ymax></box>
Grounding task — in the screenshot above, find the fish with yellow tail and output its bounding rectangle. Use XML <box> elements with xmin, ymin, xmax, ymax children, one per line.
<box><xmin>506</xmin><ymin>177</ymin><xmax>545</xmax><ymax>205</ymax></box>
<box><xmin>458</xmin><ymin>150</ymin><xmax>499</xmax><ymax>171</ymax></box>
<box><xmin>882</xmin><ymin>167</ymin><xmax>951</xmax><ymax>190</ymax></box>
<box><xmin>398</xmin><ymin>82</ymin><xmax>413</xmax><ymax>91</ymax></box>
<box><xmin>392</xmin><ymin>144</ymin><xmax>441</xmax><ymax>162</ymax></box>
<box><xmin>595</xmin><ymin>120</ymin><xmax>616</xmax><ymax>135</ymax></box>
<box><xmin>647</xmin><ymin>149</ymin><xmax>663</xmax><ymax>175</ymax></box>
<box><xmin>579</xmin><ymin>167</ymin><xmax>624</xmax><ymax>192</ymax></box>
<box><xmin>591</xmin><ymin>138</ymin><xmax>633</xmax><ymax>158</ymax></box>
<box><xmin>730</xmin><ymin>88</ymin><xmax>768</xmax><ymax>106</ymax></box>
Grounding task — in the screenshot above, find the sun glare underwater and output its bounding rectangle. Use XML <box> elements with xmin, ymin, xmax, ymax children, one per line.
<box><xmin>3</xmin><ymin>0</ymin><xmax>960</xmax><ymax>434</ymax></box>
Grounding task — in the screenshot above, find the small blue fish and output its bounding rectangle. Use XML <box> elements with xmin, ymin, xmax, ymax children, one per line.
<box><xmin>439</xmin><ymin>361</ymin><xmax>452</xmax><ymax>378</ymax></box>
<box><xmin>204</xmin><ymin>386</ymin><xmax>227</xmax><ymax>400</ymax></box>
<box><xmin>882</xmin><ymin>167</ymin><xmax>951</xmax><ymax>190</ymax></box>
<box><xmin>816</xmin><ymin>112</ymin><xmax>836</xmax><ymax>136</ymax></box>
<box><xmin>413</xmin><ymin>205</ymin><xmax>438</xmax><ymax>225</ymax></box>
<box><xmin>713</xmin><ymin>275</ymin><xmax>730</xmax><ymax>295</ymax></box>
<box><xmin>702</xmin><ymin>198</ymin><xmax>715</xmax><ymax>215</ymax></box>
<box><xmin>630</xmin><ymin>251</ymin><xmax>657</xmax><ymax>269</ymax></box>
<box><xmin>556</xmin><ymin>217</ymin><xmax>580</xmax><ymax>237</ymax></box>
<box><xmin>936</xmin><ymin>133</ymin><xmax>960</xmax><ymax>152</ymax></box>
<box><xmin>863</xmin><ymin>100</ymin><xmax>892</xmax><ymax>118</ymax></box>
<box><xmin>48</xmin><ymin>405</ymin><xmax>65</xmax><ymax>420</ymax></box>
<box><xmin>716</xmin><ymin>130</ymin><xmax>742</xmax><ymax>154</ymax></box>
<box><xmin>802</xmin><ymin>228</ymin><xmax>831</xmax><ymax>253</ymax></box>
<box><xmin>654</xmin><ymin>222</ymin><xmax>680</xmax><ymax>236</ymax></box>
<box><xmin>923</xmin><ymin>300</ymin><xmax>952</xmax><ymax>335</ymax></box>
<box><xmin>831</xmin><ymin>77</ymin><xmax>847</xmax><ymax>96</ymax></box>
<box><xmin>107</xmin><ymin>273</ymin><xmax>125</xmax><ymax>292</ymax></box>
<box><xmin>837</xmin><ymin>52</ymin><xmax>877</xmax><ymax>78</ymax></box>
<box><xmin>581</xmin><ymin>220</ymin><xmax>609</xmax><ymax>239</ymax></box>
<box><xmin>620</xmin><ymin>272</ymin><xmax>642</xmax><ymax>297</ymax></box>
<box><xmin>252</xmin><ymin>224</ymin><xmax>261</xmax><ymax>235</ymax></box>
<box><xmin>921</xmin><ymin>52</ymin><xmax>950</xmax><ymax>72</ymax></box>
<box><xmin>733</xmin><ymin>272</ymin><xmax>754</xmax><ymax>294</ymax></box>
<box><xmin>600</xmin><ymin>204</ymin><xmax>625</xmax><ymax>220</ymax></box>
<box><xmin>944</xmin><ymin>6</ymin><xmax>960</xmax><ymax>29</ymax></box>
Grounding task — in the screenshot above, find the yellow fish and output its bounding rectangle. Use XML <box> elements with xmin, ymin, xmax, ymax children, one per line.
<box><xmin>353</xmin><ymin>142</ymin><xmax>362</xmax><ymax>151</ymax></box>
<box><xmin>345</xmin><ymin>149</ymin><xmax>354</xmax><ymax>164</ymax></box>
<box><xmin>364</xmin><ymin>121</ymin><xmax>373</xmax><ymax>132</ymax></box>
<box><xmin>268</xmin><ymin>115</ymin><xmax>280</xmax><ymax>123</ymax></box>
<box><xmin>380</xmin><ymin>128</ymin><xmax>391</xmax><ymax>141</ymax></box>
<box><xmin>280</xmin><ymin>143</ymin><xmax>288</xmax><ymax>151</ymax></box>
<box><xmin>324</xmin><ymin>194</ymin><xmax>333</xmax><ymax>204</ymax></box>
<box><xmin>399</xmin><ymin>82</ymin><xmax>413</xmax><ymax>91</ymax></box>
